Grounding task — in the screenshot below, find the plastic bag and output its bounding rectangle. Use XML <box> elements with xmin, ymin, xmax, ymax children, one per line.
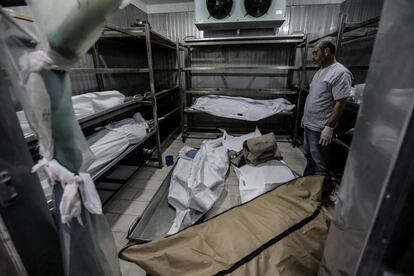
<box><xmin>8</xmin><ymin>1</ymin><xmax>132</xmax><ymax>275</ymax></box>
<box><xmin>26</xmin><ymin>0</ymin><xmax>129</xmax><ymax>61</ymax></box>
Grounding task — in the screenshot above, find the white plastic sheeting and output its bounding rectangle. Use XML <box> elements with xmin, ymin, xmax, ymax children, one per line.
<box><xmin>17</xmin><ymin>90</ymin><xmax>125</xmax><ymax>138</ymax></box>
<box><xmin>32</xmin><ymin>159</ymin><xmax>102</xmax><ymax>224</ymax></box>
<box><xmin>87</xmin><ymin>112</ymin><xmax>148</xmax><ymax>175</ymax></box>
<box><xmin>38</xmin><ymin>112</ymin><xmax>148</xmax><ymax>200</ymax></box>
<box><xmin>72</xmin><ymin>90</ymin><xmax>125</xmax><ymax>119</ymax></box>
<box><xmin>234</xmin><ymin>160</ymin><xmax>296</xmax><ymax>203</ymax></box>
<box><xmin>189</xmin><ymin>95</ymin><xmax>295</xmax><ymax>121</ymax></box>
<box><xmin>168</xmin><ymin>138</ymin><xmax>229</xmax><ymax>234</ymax></box>
<box><xmin>21</xmin><ymin>0</ymin><xmax>128</xmax><ymax>274</ymax></box>
<box><xmin>221</xmin><ymin>128</ymin><xmax>262</xmax><ymax>152</ymax></box>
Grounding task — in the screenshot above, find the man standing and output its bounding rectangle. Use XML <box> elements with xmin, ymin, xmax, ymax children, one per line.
<box><xmin>302</xmin><ymin>38</ymin><xmax>353</xmax><ymax>176</ymax></box>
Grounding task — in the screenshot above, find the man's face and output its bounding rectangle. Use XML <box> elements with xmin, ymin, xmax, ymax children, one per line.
<box><xmin>312</xmin><ymin>45</ymin><xmax>326</xmax><ymax>67</ymax></box>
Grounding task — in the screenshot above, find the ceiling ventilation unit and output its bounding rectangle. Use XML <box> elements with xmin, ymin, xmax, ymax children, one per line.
<box><xmin>244</xmin><ymin>0</ymin><xmax>272</xmax><ymax>17</ymax></box>
<box><xmin>206</xmin><ymin>0</ymin><xmax>234</xmax><ymax>20</ymax></box>
<box><xmin>195</xmin><ymin>0</ymin><xmax>285</xmax><ymax>30</ymax></box>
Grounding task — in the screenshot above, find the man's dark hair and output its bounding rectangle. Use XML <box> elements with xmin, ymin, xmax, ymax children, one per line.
<box><xmin>317</xmin><ymin>38</ymin><xmax>336</xmax><ymax>55</ymax></box>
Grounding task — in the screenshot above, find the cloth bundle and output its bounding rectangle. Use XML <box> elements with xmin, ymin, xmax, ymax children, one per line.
<box><xmin>231</xmin><ymin>132</ymin><xmax>283</xmax><ymax>168</ymax></box>
<box><xmin>243</xmin><ymin>132</ymin><xmax>282</xmax><ymax>165</ymax></box>
<box><xmin>222</xmin><ymin>130</ymin><xmax>295</xmax><ymax>203</ymax></box>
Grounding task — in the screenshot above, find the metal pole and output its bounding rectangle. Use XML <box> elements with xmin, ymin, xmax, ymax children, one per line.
<box><xmin>286</xmin><ymin>45</ymin><xmax>296</xmax><ymax>90</ymax></box>
<box><xmin>293</xmin><ymin>35</ymin><xmax>309</xmax><ymax>145</ymax></box>
<box><xmin>176</xmin><ymin>41</ymin><xmax>185</xmax><ymax>143</ymax></box>
<box><xmin>90</xmin><ymin>44</ymin><xmax>105</xmax><ymax>91</ymax></box>
<box><xmin>145</xmin><ymin>24</ymin><xmax>163</xmax><ymax>168</ymax></box>
<box><xmin>0</xmin><ymin>215</ymin><xmax>28</xmax><ymax>276</ymax></box>
<box><xmin>335</xmin><ymin>13</ymin><xmax>347</xmax><ymax>59</ymax></box>
<box><xmin>182</xmin><ymin>46</ymin><xmax>191</xmax><ymax>142</ymax></box>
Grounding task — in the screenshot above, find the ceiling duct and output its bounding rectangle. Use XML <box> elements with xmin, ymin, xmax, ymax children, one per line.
<box><xmin>207</xmin><ymin>0</ymin><xmax>233</xmax><ymax>20</ymax></box>
<box><xmin>244</xmin><ymin>0</ymin><xmax>272</xmax><ymax>17</ymax></box>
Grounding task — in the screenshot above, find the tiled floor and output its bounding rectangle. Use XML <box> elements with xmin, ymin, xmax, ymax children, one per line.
<box><xmin>103</xmin><ymin>134</ymin><xmax>306</xmax><ymax>276</ymax></box>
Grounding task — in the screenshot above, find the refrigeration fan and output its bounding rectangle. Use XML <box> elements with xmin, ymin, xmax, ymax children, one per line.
<box><xmin>206</xmin><ymin>0</ymin><xmax>233</xmax><ymax>20</ymax></box>
<box><xmin>244</xmin><ymin>0</ymin><xmax>272</xmax><ymax>17</ymax></box>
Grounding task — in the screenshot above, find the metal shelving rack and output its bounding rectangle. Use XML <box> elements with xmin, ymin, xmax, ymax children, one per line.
<box><xmin>299</xmin><ymin>14</ymin><xmax>380</xmax><ymax>74</ymax></box>
<box><xmin>305</xmin><ymin>14</ymin><xmax>380</xmax><ymax>58</ymax></box>
<box><xmin>10</xmin><ymin>16</ymin><xmax>181</xmax><ymax>166</ymax></box>
<box><xmin>6</xmin><ymin>9</ymin><xmax>181</xmax><ymax>205</ymax></box>
<box><xmin>179</xmin><ymin>34</ymin><xmax>308</xmax><ymax>144</ymax></box>
<box><xmin>65</xmin><ymin>23</ymin><xmax>180</xmax><ymax>204</ymax></box>
<box><xmin>80</xmin><ymin>23</ymin><xmax>180</xmax><ymax>168</ymax></box>
<box><xmin>298</xmin><ymin>14</ymin><xmax>380</xmax><ymax>177</ymax></box>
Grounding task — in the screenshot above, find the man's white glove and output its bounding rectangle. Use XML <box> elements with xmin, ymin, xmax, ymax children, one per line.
<box><xmin>319</xmin><ymin>126</ymin><xmax>334</xmax><ymax>146</ymax></box>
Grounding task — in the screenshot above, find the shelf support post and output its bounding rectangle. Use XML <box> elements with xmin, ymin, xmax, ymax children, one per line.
<box><xmin>145</xmin><ymin>23</ymin><xmax>163</xmax><ymax>168</ymax></box>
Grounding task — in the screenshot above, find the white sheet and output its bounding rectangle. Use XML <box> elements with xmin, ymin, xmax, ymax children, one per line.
<box><xmin>168</xmin><ymin>138</ymin><xmax>229</xmax><ymax>234</ymax></box>
<box><xmin>86</xmin><ymin>112</ymin><xmax>148</xmax><ymax>175</ymax></box>
<box><xmin>189</xmin><ymin>95</ymin><xmax>295</xmax><ymax>121</ymax></box>
<box><xmin>221</xmin><ymin>128</ymin><xmax>262</xmax><ymax>152</ymax></box>
<box><xmin>234</xmin><ymin>160</ymin><xmax>295</xmax><ymax>203</ymax></box>
<box><xmin>17</xmin><ymin>90</ymin><xmax>125</xmax><ymax>138</ymax></box>
<box><xmin>71</xmin><ymin>90</ymin><xmax>125</xmax><ymax>119</ymax></box>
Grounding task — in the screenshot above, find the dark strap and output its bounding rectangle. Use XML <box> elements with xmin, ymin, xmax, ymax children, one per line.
<box><xmin>215</xmin><ymin>208</ymin><xmax>321</xmax><ymax>276</ymax></box>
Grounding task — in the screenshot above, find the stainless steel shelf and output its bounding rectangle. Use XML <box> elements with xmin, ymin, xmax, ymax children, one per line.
<box><xmin>185</xmin><ymin>88</ymin><xmax>298</xmax><ymax>96</ymax></box>
<box><xmin>155</xmin><ymin>86</ymin><xmax>179</xmax><ymax>98</ymax></box>
<box><xmin>182</xmin><ymin>65</ymin><xmax>301</xmax><ymax>71</ymax></box>
<box><xmin>150</xmin><ymin>29</ymin><xmax>177</xmax><ymax>49</ymax></box>
<box><xmin>183</xmin><ymin>130</ymin><xmax>292</xmax><ymax>140</ymax></box>
<box><xmin>71</xmin><ymin>68</ymin><xmax>178</xmax><ymax>74</ymax></box>
<box><xmin>101</xmin><ymin>24</ymin><xmax>176</xmax><ymax>50</ymax></box>
<box><xmin>78</xmin><ymin>99</ymin><xmax>151</xmax><ymax>129</ymax></box>
<box><xmin>304</xmin><ymin>65</ymin><xmax>370</xmax><ymax>71</ymax></box>
<box><xmin>143</xmin><ymin>86</ymin><xmax>179</xmax><ymax>100</ymax></box>
<box><xmin>71</xmin><ymin>68</ymin><xmax>150</xmax><ymax>74</ymax></box>
<box><xmin>306</xmin><ymin>16</ymin><xmax>380</xmax><ymax>45</ymax></box>
<box><xmin>102</xmin><ymin>25</ymin><xmax>145</xmax><ymax>38</ymax></box>
<box><xmin>180</xmin><ymin>34</ymin><xmax>306</xmax><ymax>142</ymax></box>
<box><xmin>344</xmin><ymin>16</ymin><xmax>380</xmax><ymax>32</ymax></box>
<box><xmin>341</xmin><ymin>29</ymin><xmax>377</xmax><ymax>43</ymax></box>
<box><xmin>154</xmin><ymin>68</ymin><xmax>179</xmax><ymax>72</ymax></box>
<box><xmin>91</xmin><ymin>128</ymin><xmax>156</xmax><ymax>180</ymax></box>
<box><xmin>183</xmin><ymin>35</ymin><xmax>305</xmax><ymax>47</ymax></box>
<box><xmin>158</xmin><ymin>107</ymin><xmax>180</xmax><ymax>123</ymax></box>
<box><xmin>25</xmin><ymin>98</ymin><xmax>151</xmax><ymax>146</ymax></box>
<box><xmin>184</xmin><ymin>108</ymin><xmax>294</xmax><ymax>117</ymax></box>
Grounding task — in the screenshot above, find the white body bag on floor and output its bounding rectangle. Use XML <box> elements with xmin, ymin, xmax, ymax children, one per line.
<box><xmin>234</xmin><ymin>160</ymin><xmax>296</xmax><ymax>203</ymax></box>
<box><xmin>189</xmin><ymin>95</ymin><xmax>295</xmax><ymax>121</ymax></box>
<box><xmin>168</xmin><ymin>138</ymin><xmax>229</xmax><ymax>234</ymax></box>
